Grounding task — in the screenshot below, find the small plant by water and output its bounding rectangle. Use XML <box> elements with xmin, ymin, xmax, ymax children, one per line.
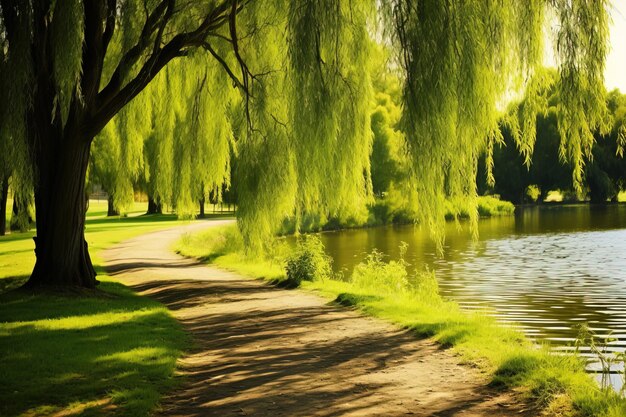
<box><xmin>350</xmin><ymin>242</ymin><xmax>441</xmax><ymax>303</ymax></box>
<box><xmin>351</xmin><ymin>243</ymin><xmax>410</xmax><ymax>294</ymax></box>
<box><xmin>285</xmin><ymin>235</ymin><xmax>333</xmax><ymax>286</ymax></box>
<box><xmin>575</xmin><ymin>323</ymin><xmax>626</xmax><ymax>396</ymax></box>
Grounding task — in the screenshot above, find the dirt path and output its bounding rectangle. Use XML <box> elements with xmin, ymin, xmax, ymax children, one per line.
<box><xmin>102</xmin><ymin>221</ymin><xmax>534</xmax><ymax>417</ymax></box>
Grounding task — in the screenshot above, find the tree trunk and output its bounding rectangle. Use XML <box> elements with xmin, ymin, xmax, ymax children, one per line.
<box><xmin>199</xmin><ymin>197</ymin><xmax>205</xmax><ymax>218</ymax></box>
<box><xmin>10</xmin><ymin>194</ymin><xmax>34</xmax><ymax>232</ymax></box>
<box><xmin>10</xmin><ymin>198</ymin><xmax>19</xmax><ymax>231</ymax></box>
<box><xmin>25</xmin><ymin>134</ymin><xmax>97</xmax><ymax>289</ymax></box>
<box><xmin>0</xmin><ymin>175</ymin><xmax>8</xmax><ymax>236</ymax></box>
<box><xmin>147</xmin><ymin>196</ymin><xmax>162</xmax><ymax>214</ymax></box>
<box><xmin>107</xmin><ymin>196</ymin><xmax>119</xmax><ymax>216</ymax></box>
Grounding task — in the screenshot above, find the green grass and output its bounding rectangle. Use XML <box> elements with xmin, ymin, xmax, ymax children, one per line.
<box><xmin>176</xmin><ymin>224</ymin><xmax>626</xmax><ymax>417</ymax></box>
<box><xmin>0</xmin><ymin>201</ymin><xmax>202</xmax><ymax>416</ymax></box>
<box><xmin>445</xmin><ymin>195</ymin><xmax>516</xmax><ymax>220</ymax></box>
<box><xmin>0</xmin><ymin>283</ymin><xmax>186</xmax><ymax>417</ymax></box>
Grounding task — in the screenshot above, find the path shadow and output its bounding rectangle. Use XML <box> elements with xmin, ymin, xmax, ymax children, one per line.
<box><xmin>125</xmin><ymin>272</ymin><xmax>524</xmax><ymax>417</ymax></box>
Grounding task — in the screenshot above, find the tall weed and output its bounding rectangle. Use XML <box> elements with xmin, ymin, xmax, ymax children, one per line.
<box><xmin>285</xmin><ymin>235</ymin><xmax>333</xmax><ymax>286</ymax></box>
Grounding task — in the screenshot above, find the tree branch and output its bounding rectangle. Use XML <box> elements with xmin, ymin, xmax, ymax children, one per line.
<box><xmin>96</xmin><ymin>0</ymin><xmax>172</xmax><ymax>107</ymax></box>
<box><xmin>81</xmin><ymin>1</ymin><xmax>109</xmax><ymax>108</ymax></box>
<box><xmin>102</xmin><ymin>0</ymin><xmax>117</xmax><ymax>55</ymax></box>
<box><xmin>90</xmin><ymin>0</ymin><xmax>252</xmax><ymax>139</ymax></box>
<box><xmin>198</xmin><ymin>41</ymin><xmax>247</xmax><ymax>93</ymax></box>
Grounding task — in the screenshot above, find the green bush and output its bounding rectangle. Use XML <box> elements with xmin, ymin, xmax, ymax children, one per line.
<box><xmin>351</xmin><ymin>242</ymin><xmax>442</xmax><ymax>304</ymax></box>
<box><xmin>352</xmin><ymin>242</ymin><xmax>410</xmax><ymax>294</ymax></box>
<box><xmin>285</xmin><ymin>235</ymin><xmax>333</xmax><ymax>286</ymax></box>
<box><xmin>413</xmin><ymin>268</ymin><xmax>441</xmax><ymax>303</ymax></box>
<box><xmin>445</xmin><ymin>196</ymin><xmax>515</xmax><ymax>220</ymax></box>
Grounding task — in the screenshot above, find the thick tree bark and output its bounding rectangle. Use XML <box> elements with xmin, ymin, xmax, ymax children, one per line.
<box><xmin>21</xmin><ymin>5</ymin><xmax>98</xmax><ymax>289</ymax></box>
<box><xmin>147</xmin><ymin>196</ymin><xmax>162</xmax><ymax>214</ymax></box>
<box><xmin>25</xmin><ymin>132</ymin><xmax>98</xmax><ymax>289</ymax></box>
<box><xmin>107</xmin><ymin>196</ymin><xmax>119</xmax><ymax>216</ymax></box>
<box><xmin>0</xmin><ymin>175</ymin><xmax>8</xmax><ymax>236</ymax></box>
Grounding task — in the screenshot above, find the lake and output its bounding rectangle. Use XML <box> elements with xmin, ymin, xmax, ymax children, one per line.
<box><xmin>318</xmin><ymin>204</ymin><xmax>626</xmax><ymax>388</ymax></box>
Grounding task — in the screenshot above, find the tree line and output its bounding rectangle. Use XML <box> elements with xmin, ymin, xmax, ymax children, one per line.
<box><xmin>477</xmin><ymin>73</ymin><xmax>626</xmax><ymax>204</ymax></box>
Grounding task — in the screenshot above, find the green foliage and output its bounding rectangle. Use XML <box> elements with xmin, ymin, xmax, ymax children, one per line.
<box><xmin>351</xmin><ymin>243</ymin><xmax>441</xmax><ymax>303</ymax></box>
<box><xmin>584</xmin><ymin>90</ymin><xmax>626</xmax><ymax>202</ymax></box>
<box><xmin>92</xmin><ymin>53</ymin><xmax>237</xmax><ymax>216</ymax></box>
<box><xmin>50</xmin><ymin>0</ymin><xmax>84</xmax><ymax>124</ymax></box>
<box><xmin>351</xmin><ymin>244</ymin><xmax>410</xmax><ymax>295</ymax></box>
<box><xmin>385</xmin><ymin>1</ymin><xmax>547</xmax><ymax>247</ymax></box>
<box><xmin>0</xmin><ymin>3</ymin><xmax>33</xmax><ymax>200</ymax></box>
<box><xmin>554</xmin><ymin>0</ymin><xmax>611</xmax><ymax>191</ymax></box>
<box><xmin>285</xmin><ymin>235</ymin><xmax>333</xmax><ymax>286</ymax></box>
<box><xmin>445</xmin><ymin>196</ymin><xmax>515</xmax><ymax>220</ymax></box>
<box><xmin>0</xmin><ymin>1</ymin><xmax>617</xmax><ymax>264</ymax></box>
<box><xmin>526</xmin><ymin>185</ymin><xmax>541</xmax><ymax>203</ymax></box>
<box><xmin>370</xmin><ymin>61</ymin><xmax>406</xmax><ymax>198</ymax></box>
<box><xmin>483</xmin><ymin>85</ymin><xmax>626</xmax><ymax>204</ymax></box>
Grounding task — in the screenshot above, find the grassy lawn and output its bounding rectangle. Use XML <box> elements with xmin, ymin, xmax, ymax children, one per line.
<box><xmin>175</xmin><ymin>224</ymin><xmax>626</xmax><ymax>417</ymax></box>
<box><xmin>0</xmin><ymin>201</ymin><xmax>195</xmax><ymax>417</ymax></box>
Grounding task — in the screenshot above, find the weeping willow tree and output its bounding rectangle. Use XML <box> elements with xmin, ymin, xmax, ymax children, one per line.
<box><xmin>143</xmin><ymin>54</ymin><xmax>237</xmax><ymax>218</ymax></box>
<box><xmin>0</xmin><ymin>0</ymin><xmax>611</xmax><ymax>288</ymax></box>
<box><xmin>90</xmin><ymin>54</ymin><xmax>236</xmax><ymax>218</ymax></box>
<box><xmin>90</xmin><ymin>101</ymin><xmax>148</xmax><ymax>216</ymax></box>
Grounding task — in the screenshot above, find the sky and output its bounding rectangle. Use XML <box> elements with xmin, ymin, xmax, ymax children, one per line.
<box><xmin>605</xmin><ymin>0</ymin><xmax>626</xmax><ymax>92</ymax></box>
<box><xmin>543</xmin><ymin>0</ymin><xmax>626</xmax><ymax>92</ymax></box>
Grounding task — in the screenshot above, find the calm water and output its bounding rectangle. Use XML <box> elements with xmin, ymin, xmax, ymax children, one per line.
<box><xmin>318</xmin><ymin>204</ymin><xmax>626</xmax><ymax>387</ymax></box>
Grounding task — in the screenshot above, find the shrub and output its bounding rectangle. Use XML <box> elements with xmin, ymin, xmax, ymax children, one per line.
<box><xmin>352</xmin><ymin>242</ymin><xmax>410</xmax><ymax>294</ymax></box>
<box><xmin>351</xmin><ymin>242</ymin><xmax>442</xmax><ymax>304</ymax></box>
<box><xmin>413</xmin><ymin>267</ymin><xmax>441</xmax><ymax>304</ymax></box>
<box><xmin>285</xmin><ymin>235</ymin><xmax>333</xmax><ymax>286</ymax></box>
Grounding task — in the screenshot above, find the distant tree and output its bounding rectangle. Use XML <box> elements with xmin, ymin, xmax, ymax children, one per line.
<box><xmin>0</xmin><ymin>175</ymin><xmax>9</xmax><ymax>236</ymax></box>
<box><xmin>370</xmin><ymin>72</ymin><xmax>404</xmax><ymax>197</ymax></box>
<box><xmin>529</xmin><ymin>110</ymin><xmax>573</xmax><ymax>201</ymax></box>
<box><xmin>90</xmin><ymin>106</ymin><xmax>145</xmax><ymax>216</ymax></box>
<box><xmin>585</xmin><ymin>90</ymin><xmax>626</xmax><ymax>202</ymax></box>
<box><xmin>490</xmin><ymin>124</ymin><xmax>531</xmax><ymax>204</ymax></box>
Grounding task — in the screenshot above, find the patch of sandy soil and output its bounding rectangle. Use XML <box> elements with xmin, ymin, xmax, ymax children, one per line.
<box><xmin>102</xmin><ymin>220</ymin><xmax>536</xmax><ymax>417</ymax></box>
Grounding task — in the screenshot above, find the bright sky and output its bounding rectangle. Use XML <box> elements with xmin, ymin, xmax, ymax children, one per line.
<box><xmin>543</xmin><ymin>0</ymin><xmax>626</xmax><ymax>94</ymax></box>
<box><xmin>543</xmin><ymin>1</ymin><xmax>626</xmax><ymax>92</ymax></box>
<box><xmin>605</xmin><ymin>0</ymin><xmax>626</xmax><ymax>92</ymax></box>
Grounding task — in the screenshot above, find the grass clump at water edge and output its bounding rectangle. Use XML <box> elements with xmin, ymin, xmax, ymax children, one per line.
<box><xmin>175</xmin><ymin>223</ymin><xmax>626</xmax><ymax>417</ymax></box>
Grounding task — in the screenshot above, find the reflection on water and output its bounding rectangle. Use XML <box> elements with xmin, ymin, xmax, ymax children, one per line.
<box><xmin>318</xmin><ymin>204</ymin><xmax>626</xmax><ymax>388</ymax></box>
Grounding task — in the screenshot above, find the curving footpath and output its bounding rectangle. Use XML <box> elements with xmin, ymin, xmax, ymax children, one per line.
<box><xmin>102</xmin><ymin>220</ymin><xmax>534</xmax><ymax>417</ymax></box>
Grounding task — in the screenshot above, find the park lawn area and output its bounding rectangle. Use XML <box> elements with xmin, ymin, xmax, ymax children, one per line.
<box><xmin>0</xmin><ymin>201</ymin><xmax>196</xmax><ymax>417</ymax></box>
<box><xmin>175</xmin><ymin>224</ymin><xmax>626</xmax><ymax>417</ymax></box>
